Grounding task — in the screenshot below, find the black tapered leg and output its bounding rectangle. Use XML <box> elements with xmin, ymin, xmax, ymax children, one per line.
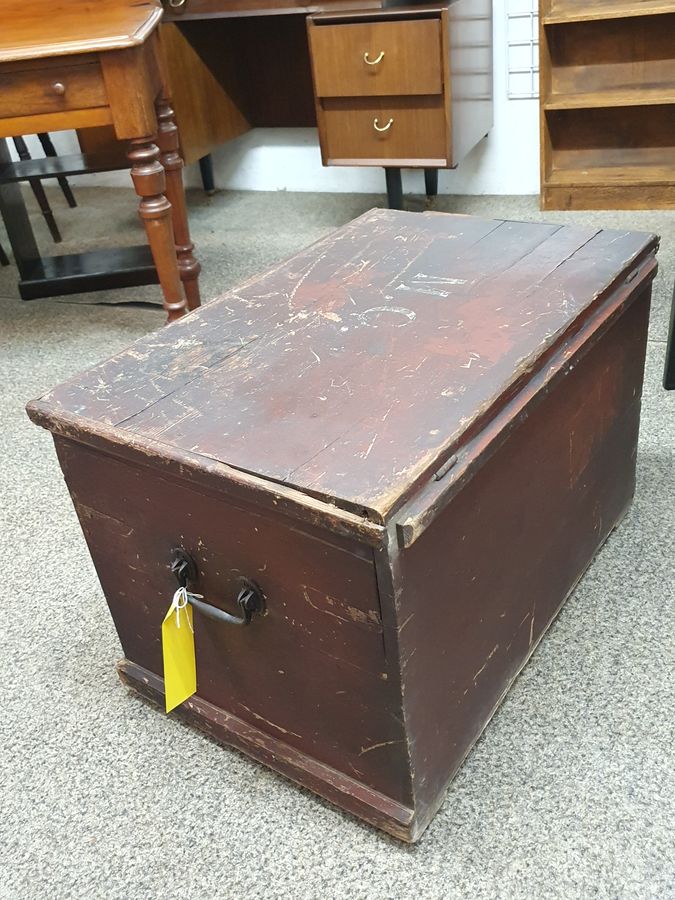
<box><xmin>38</xmin><ymin>133</ymin><xmax>77</xmax><ymax>208</ymax></box>
<box><xmin>198</xmin><ymin>155</ymin><xmax>216</xmax><ymax>195</ymax></box>
<box><xmin>0</xmin><ymin>241</ymin><xmax>9</xmax><ymax>267</ymax></box>
<box><xmin>12</xmin><ymin>137</ymin><xmax>61</xmax><ymax>243</ymax></box>
<box><xmin>385</xmin><ymin>167</ymin><xmax>403</xmax><ymax>210</ymax></box>
<box><xmin>664</xmin><ymin>281</ymin><xmax>675</xmax><ymax>390</ymax></box>
<box><xmin>424</xmin><ymin>168</ymin><xmax>438</xmax><ymax>199</ymax></box>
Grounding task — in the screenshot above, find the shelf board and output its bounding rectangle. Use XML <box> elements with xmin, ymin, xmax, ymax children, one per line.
<box><xmin>541</xmin><ymin>181</ymin><xmax>675</xmax><ymax>209</ymax></box>
<box><xmin>544</xmin><ymin>87</ymin><xmax>675</xmax><ymax>110</ymax></box>
<box><xmin>547</xmin><ymin>163</ymin><xmax>675</xmax><ymax>187</ymax></box>
<box><xmin>543</xmin><ymin>0</ymin><xmax>675</xmax><ymax>25</ymax></box>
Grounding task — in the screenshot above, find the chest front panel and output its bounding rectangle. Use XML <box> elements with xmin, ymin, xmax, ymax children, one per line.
<box><xmin>55</xmin><ymin>437</ymin><xmax>412</xmax><ymax>804</ymax></box>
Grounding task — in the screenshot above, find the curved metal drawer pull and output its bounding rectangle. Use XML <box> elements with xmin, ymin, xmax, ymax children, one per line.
<box><xmin>168</xmin><ymin>0</ymin><xmax>187</xmax><ymax>8</ymax></box>
<box><xmin>364</xmin><ymin>50</ymin><xmax>385</xmax><ymax>66</ymax></box>
<box><xmin>170</xmin><ymin>547</ymin><xmax>265</xmax><ymax>627</ymax></box>
<box><xmin>373</xmin><ymin>117</ymin><xmax>394</xmax><ymax>133</ymax></box>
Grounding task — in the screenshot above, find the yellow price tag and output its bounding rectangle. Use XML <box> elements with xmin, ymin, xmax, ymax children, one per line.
<box><xmin>162</xmin><ymin>587</ymin><xmax>197</xmax><ymax>713</ymax></box>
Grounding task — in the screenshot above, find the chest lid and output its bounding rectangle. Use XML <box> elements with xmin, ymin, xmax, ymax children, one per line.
<box><xmin>27</xmin><ymin>209</ymin><xmax>658</xmax><ymax>532</ymax></box>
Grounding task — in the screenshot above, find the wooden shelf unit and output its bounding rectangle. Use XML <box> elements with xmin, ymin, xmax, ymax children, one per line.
<box><xmin>539</xmin><ymin>1</ymin><xmax>675</xmax><ymax>209</ymax></box>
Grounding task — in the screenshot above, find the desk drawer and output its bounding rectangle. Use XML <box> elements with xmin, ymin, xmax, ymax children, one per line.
<box><xmin>0</xmin><ymin>62</ymin><xmax>107</xmax><ymax>119</ymax></box>
<box><xmin>322</xmin><ymin>97</ymin><xmax>448</xmax><ymax>164</ymax></box>
<box><xmin>309</xmin><ymin>19</ymin><xmax>442</xmax><ymax>98</ymax></box>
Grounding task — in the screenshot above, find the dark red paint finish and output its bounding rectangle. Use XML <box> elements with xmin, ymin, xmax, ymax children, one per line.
<box><xmin>391</xmin><ymin>291</ymin><xmax>652</xmax><ymax>833</ymax></box>
<box><xmin>29</xmin><ymin>210</ymin><xmax>657</xmax><ymax>522</ymax></box>
<box><xmin>27</xmin><ymin>210</ymin><xmax>658</xmax><ymax>840</ymax></box>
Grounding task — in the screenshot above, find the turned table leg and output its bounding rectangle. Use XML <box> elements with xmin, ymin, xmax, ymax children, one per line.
<box><xmin>128</xmin><ymin>138</ymin><xmax>187</xmax><ymax>323</ymax></box>
<box><xmin>156</xmin><ymin>96</ymin><xmax>201</xmax><ymax>311</ymax></box>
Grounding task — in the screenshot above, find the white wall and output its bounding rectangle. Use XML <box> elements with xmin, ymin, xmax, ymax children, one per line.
<box><xmin>12</xmin><ymin>0</ymin><xmax>540</xmax><ymax>196</ymax></box>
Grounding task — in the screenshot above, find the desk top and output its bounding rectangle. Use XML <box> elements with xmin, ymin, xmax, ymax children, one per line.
<box><xmin>1</xmin><ymin>0</ymin><xmax>162</xmax><ymax>64</ymax></box>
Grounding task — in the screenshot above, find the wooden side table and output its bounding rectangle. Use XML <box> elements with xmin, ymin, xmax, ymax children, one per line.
<box><xmin>0</xmin><ymin>0</ymin><xmax>200</xmax><ymax>321</ymax></box>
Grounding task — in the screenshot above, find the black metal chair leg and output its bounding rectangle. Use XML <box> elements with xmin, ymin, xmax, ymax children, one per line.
<box><xmin>0</xmin><ymin>240</ymin><xmax>9</xmax><ymax>266</ymax></box>
<box><xmin>424</xmin><ymin>168</ymin><xmax>439</xmax><ymax>199</ymax></box>
<box><xmin>38</xmin><ymin>133</ymin><xmax>77</xmax><ymax>208</ymax></box>
<box><xmin>385</xmin><ymin>167</ymin><xmax>403</xmax><ymax>210</ymax></box>
<box><xmin>12</xmin><ymin>136</ymin><xmax>61</xmax><ymax>243</ymax></box>
<box><xmin>664</xmin><ymin>280</ymin><xmax>675</xmax><ymax>390</ymax></box>
<box><xmin>198</xmin><ymin>155</ymin><xmax>216</xmax><ymax>195</ymax></box>
<box><xmin>0</xmin><ymin>138</ymin><xmax>41</xmax><ymax>282</ymax></box>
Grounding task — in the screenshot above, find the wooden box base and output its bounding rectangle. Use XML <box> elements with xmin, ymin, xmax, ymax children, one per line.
<box><xmin>542</xmin><ymin>183</ymin><xmax>675</xmax><ymax>211</ymax></box>
<box><xmin>117</xmin><ymin>658</ymin><xmax>418</xmax><ymax>841</ymax></box>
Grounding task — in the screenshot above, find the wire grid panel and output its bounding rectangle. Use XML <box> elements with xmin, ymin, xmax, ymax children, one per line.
<box><xmin>506</xmin><ymin>0</ymin><xmax>539</xmax><ymax>99</ymax></box>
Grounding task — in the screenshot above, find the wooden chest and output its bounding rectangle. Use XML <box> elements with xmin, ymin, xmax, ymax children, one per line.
<box><xmin>27</xmin><ymin>210</ymin><xmax>658</xmax><ymax>841</ymax></box>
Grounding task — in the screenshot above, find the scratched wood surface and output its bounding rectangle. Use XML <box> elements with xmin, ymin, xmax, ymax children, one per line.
<box><xmin>30</xmin><ymin>209</ymin><xmax>658</xmax><ymax>524</ymax></box>
<box><xmin>0</xmin><ymin>0</ymin><xmax>162</xmax><ymax>63</ymax></box>
<box><xmin>54</xmin><ymin>435</ymin><xmax>413</xmax><ymax>804</ymax></box>
<box><xmin>26</xmin><ymin>209</ymin><xmax>660</xmax><ymax>841</ymax></box>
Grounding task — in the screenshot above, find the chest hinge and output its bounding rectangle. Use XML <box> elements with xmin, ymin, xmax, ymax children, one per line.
<box><xmin>432</xmin><ymin>453</ymin><xmax>458</xmax><ymax>482</ymax></box>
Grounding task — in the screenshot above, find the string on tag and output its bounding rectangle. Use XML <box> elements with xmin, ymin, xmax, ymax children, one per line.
<box><xmin>171</xmin><ymin>586</ymin><xmax>202</xmax><ymax>633</ymax></box>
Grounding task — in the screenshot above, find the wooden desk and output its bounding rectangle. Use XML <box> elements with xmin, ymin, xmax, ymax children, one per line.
<box><xmin>0</xmin><ymin>0</ymin><xmax>199</xmax><ymax>321</ymax></box>
<box><xmin>156</xmin><ymin>0</ymin><xmax>492</xmax><ymax>205</ymax></box>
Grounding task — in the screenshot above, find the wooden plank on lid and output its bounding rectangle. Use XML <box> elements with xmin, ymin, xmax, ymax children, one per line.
<box><xmin>28</xmin><ymin>209</ymin><xmax>659</xmax><ymax>525</ymax></box>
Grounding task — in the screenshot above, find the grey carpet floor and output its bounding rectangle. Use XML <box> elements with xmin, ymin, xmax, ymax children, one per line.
<box><xmin>1</xmin><ymin>187</ymin><xmax>674</xmax><ymax>900</ymax></box>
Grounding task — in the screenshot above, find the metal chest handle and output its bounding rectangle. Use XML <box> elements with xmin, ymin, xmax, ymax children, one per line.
<box><xmin>170</xmin><ymin>548</ymin><xmax>264</xmax><ymax>627</ymax></box>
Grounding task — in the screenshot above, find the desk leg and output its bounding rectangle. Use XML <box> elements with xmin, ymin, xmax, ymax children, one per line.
<box><xmin>199</xmin><ymin>156</ymin><xmax>216</xmax><ymax>195</ymax></box>
<box><xmin>128</xmin><ymin>138</ymin><xmax>187</xmax><ymax>323</ymax></box>
<box><xmin>424</xmin><ymin>168</ymin><xmax>438</xmax><ymax>200</ymax></box>
<box><xmin>156</xmin><ymin>97</ymin><xmax>201</xmax><ymax>311</ymax></box>
<box><xmin>385</xmin><ymin>168</ymin><xmax>403</xmax><ymax>211</ymax></box>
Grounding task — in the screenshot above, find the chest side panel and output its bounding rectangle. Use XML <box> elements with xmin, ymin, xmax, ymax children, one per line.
<box><xmin>390</xmin><ymin>287</ymin><xmax>651</xmax><ymax>832</ymax></box>
<box><xmin>54</xmin><ymin>438</ymin><xmax>412</xmax><ymax>805</ymax></box>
